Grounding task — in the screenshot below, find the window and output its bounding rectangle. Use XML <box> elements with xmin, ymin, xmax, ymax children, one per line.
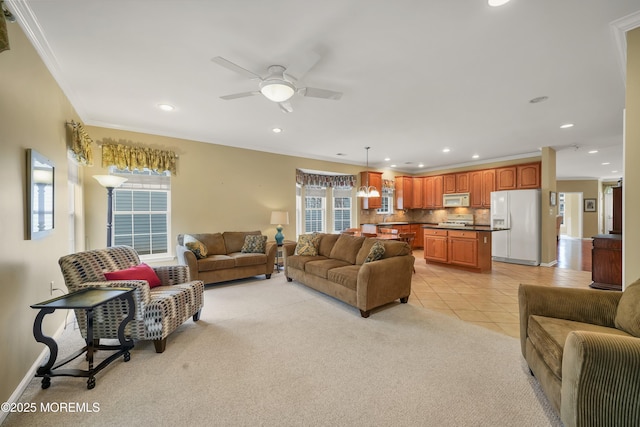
<box><xmin>304</xmin><ymin>187</ymin><xmax>326</xmax><ymax>233</ymax></box>
<box><xmin>333</xmin><ymin>188</ymin><xmax>352</xmax><ymax>232</ymax></box>
<box><xmin>111</xmin><ymin>168</ymin><xmax>171</xmax><ymax>257</ymax></box>
<box><xmin>376</xmin><ymin>195</ymin><xmax>393</xmax><ymax>215</ymax></box>
<box><xmin>296</xmin><ymin>185</ymin><xmax>355</xmax><ymax>235</ymax></box>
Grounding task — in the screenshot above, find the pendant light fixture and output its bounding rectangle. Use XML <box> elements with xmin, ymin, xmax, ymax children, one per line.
<box><xmin>356</xmin><ymin>147</ymin><xmax>380</xmax><ymax>198</ymax></box>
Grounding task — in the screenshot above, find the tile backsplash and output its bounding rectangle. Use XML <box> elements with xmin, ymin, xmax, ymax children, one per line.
<box><xmin>360</xmin><ymin>208</ymin><xmax>491</xmax><ymax>226</ymax></box>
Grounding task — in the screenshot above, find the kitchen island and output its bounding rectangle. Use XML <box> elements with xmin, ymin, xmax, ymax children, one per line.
<box><xmin>422</xmin><ymin>225</ymin><xmax>507</xmax><ymax>273</ymax></box>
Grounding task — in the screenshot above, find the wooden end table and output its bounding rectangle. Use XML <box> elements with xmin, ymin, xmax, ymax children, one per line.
<box><xmin>30</xmin><ymin>287</ymin><xmax>135</xmax><ymax>390</ymax></box>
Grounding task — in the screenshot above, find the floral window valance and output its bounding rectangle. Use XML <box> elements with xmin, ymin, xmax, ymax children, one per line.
<box><xmin>382</xmin><ymin>179</ymin><xmax>395</xmax><ymax>195</ymax></box>
<box><xmin>66</xmin><ymin>121</ymin><xmax>94</xmax><ymax>166</ymax></box>
<box><xmin>101</xmin><ymin>139</ymin><xmax>177</xmax><ymax>175</ymax></box>
<box><xmin>296</xmin><ymin>169</ymin><xmax>356</xmax><ymax>189</ymax></box>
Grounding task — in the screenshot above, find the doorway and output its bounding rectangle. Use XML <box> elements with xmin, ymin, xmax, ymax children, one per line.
<box><xmin>559</xmin><ymin>192</ymin><xmax>583</xmax><ymax>239</ymax></box>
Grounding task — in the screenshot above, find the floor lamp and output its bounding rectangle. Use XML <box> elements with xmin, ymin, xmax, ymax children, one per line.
<box><xmin>270</xmin><ymin>211</ymin><xmax>289</xmax><ymax>245</ymax></box>
<box><xmin>93</xmin><ymin>175</ymin><xmax>128</xmax><ymax>247</ymax></box>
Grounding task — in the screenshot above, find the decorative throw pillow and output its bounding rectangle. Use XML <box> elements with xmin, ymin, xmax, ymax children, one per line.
<box><xmin>184</xmin><ymin>234</ymin><xmax>208</xmax><ymax>259</ymax></box>
<box><xmin>104</xmin><ymin>263</ymin><xmax>162</xmax><ymax>288</ymax></box>
<box><xmin>295</xmin><ymin>233</ymin><xmax>320</xmax><ymax>256</ymax></box>
<box><xmin>241</xmin><ymin>234</ymin><xmax>268</xmax><ymax>253</ymax></box>
<box><xmin>614</xmin><ymin>279</ymin><xmax>640</xmax><ymax>337</ymax></box>
<box><xmin>365</xmin><ymin>240</ymin><xmax>386</xmax><ymax>263</ymax></box>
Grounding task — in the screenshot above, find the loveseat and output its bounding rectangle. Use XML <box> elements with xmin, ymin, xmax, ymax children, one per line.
<box><xmin>176</xmin><ymin>231</ymin><xmax>277</xmax><ymax>285</ymax></box>
<box><xmin>58</xmin><ymin>245</ymin><xmax>204</xmax><ymax>353</ymax></box>
<box><xmin>518</xmin><ymin>283</ymin><xmax>640</xmax><ymax>427</ymax></box>
<box><xmin>284</xmin><ymin>233</ymin><xmax>414</xmax><ymax>317</ymax></box>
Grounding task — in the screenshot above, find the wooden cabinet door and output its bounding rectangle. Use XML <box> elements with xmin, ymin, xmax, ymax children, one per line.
<box><xmin>395</xmin><ymin>176</ymin><xmax>414</xmax><ymax>209</ymax></box>
<box><xmin>424</xmin><ymin>233</ymin><xmax>448</xmax><ymax>263</ymax></box>
<box><xmin>495</xmin><ymin>167</ymin><xmax>517</xmax><ymax>191</ymax></box>
<box><xmin>456</xmin><ymin>172</ymin><xmax>470</xmax><ymax>193</ymax></box>
<box><xmin>412</xmin><ymin>177</ymin><xmax>424</xmax><ymax>208</ymax></box>
<box><xmin>360</xmin><ymin>171</ymin><xmax>383</xmax><ymax>209</ymax></box>
<box><xmin>443</xmin><ymin>174</ymin><xmax>456</xmax><ymax>194</ymax></box>
<box><xmin>410</xmin><ymin>224</ymin><xmax>423</xmax><ymax>249</ymax></box>
<box><xmin>433</xmin><ymin>175</ymin><xmax>444</xmax><ymax>208</ymax></box>
<box><xmin>469</xmin><ymin>171</ymin><xmax>483</xmax><ymax>208</ymax></box>
<box><xmin>423</xmin><ymin>176</ymin><xmax>434</xmax><ymax>208</ymax></box>
<box><xmin>482</xmin><ymin>169</ymin><xmax>495</xmax><ymax>207</ymax></box>
<box><xmin>517</xmin><ymin>163</ymin><xmax>540</xmax><ymax>189</ymax></box>
<box><xmin>448</xmin><ymin>231</ymin><xmax>478</xmax><ymax>268</ymax></box>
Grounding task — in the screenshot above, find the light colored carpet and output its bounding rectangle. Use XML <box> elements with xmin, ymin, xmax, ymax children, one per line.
<box><xmin>4</xmin><ymin>274</ymin><xmax>561</xmax><ymax>426</ymax></box>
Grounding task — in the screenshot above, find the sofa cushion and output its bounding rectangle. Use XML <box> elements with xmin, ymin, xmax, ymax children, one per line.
<box><xmin>329</xmin><ymin>234</ymin><xmax>365</xmax><ymax>264</ymax></box>
<box><xmin>615</xmin><ymin>278</ymin><xmax>640</xmax><ymax>337</ymax></box>
<box><xmin>223</xmin><ymin>231</ymin><xmax>261</xmax><ymax>254</ymax></box>
<box><xmin>295</xmin><ymin>233</ymin><xmax>321</xmax><ymax>256</ymax></box>
<box><xmin>527</xmin><ymin>315</ymin><xmax>630</xmax><ymax>379</ymax></box>
<box><xmin>365</xmin><ymin>240</ymin><xmax>386</xmax><ymax>263</ymax></box>
<box><xmin>305</xmin><ymin>259</ymin><xmax>352</xmax><ymax>279</ymax></box>
<box><xmin>241</xmin><ymin>235</ymin><xmax>267</xmax><ymax>253</ymax></box>
<box><xmin>104</xmin><ymin>263</ymin><xmax>162</xmax><ymax>288</ymax></box>
<box><xmin>286</xmin><ymin>254</ymin><xmax>327</xmax><ymax>271</ymax></box>
<box><xmin>184</xmin><ymin>234</ymin><xmax>208</xmax><ymax>259</ymax></box>
<box><xmin>318</xmin><ymin>233</ymin><xmax>340</xmax><ymax>257</ymax></box>
<box><xmin>231</xmin><ymin>252</ymin><xmax>268</xmax><ymax>267</ymax></box>
<box><xmin>381</xmin><ymin>240</ymin><xmax>412</xmax><ymax>259</ymax></box>
<box><xmin>327</xmin><ymin>265</ymin><xmax>360</xmax><ymax>291</ymax></box>
<box><xmin>199</xmin><ymin>233</ymin><xmax>227</xmax><ymax>255</ymax></box>
<box><xmin>197</xmin><ymin>254</ymin><xmax>236</xmax><ymax>271</ymax></box>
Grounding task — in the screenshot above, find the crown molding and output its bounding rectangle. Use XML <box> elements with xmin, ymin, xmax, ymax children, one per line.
<box><xmin>611</xmin><ymin>10</ymin><xmax>640</xmax><ymax>83</ymax></box>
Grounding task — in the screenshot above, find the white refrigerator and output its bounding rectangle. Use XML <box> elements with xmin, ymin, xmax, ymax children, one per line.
<box><xmin>490</xmin><ymin>189</ymin><xmax>541</xmax><ymax>266</ymax></box>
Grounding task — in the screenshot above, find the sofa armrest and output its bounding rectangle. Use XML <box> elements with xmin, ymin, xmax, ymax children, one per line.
<box><xmin>175</xmin><ymin>244</ymin><xmax>199</xmax><ymax>280</ymax></box>
<box><xmin>561</xmin><ymin>331</ymin><xmax>640</xmax><ymax>427</ymax></box>
<box><xmin>518</xmin><ymin>284</ymin><xmax>621</xmax><ymax>356</ymax></box>
<box><xmin>356</xmin><ymin>255</ymin><xmax>414</xmax><ymax>311</ymax></box>
<box><xmin>153</xmin><ymin>264</ymin><xmax>191</xmax><ymax>285</ymax></box>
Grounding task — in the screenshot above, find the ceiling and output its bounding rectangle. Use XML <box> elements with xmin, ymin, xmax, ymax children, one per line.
<box><xmin>7</xmin><ymin>0</ymin><xmax>640</xmax><ymax>180</ymax></box>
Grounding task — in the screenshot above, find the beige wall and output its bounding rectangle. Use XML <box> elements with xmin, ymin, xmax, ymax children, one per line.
<box><xmin>625</xmin><ymin>28</ymin><xmax>640</xmax><ymax>287</ymax></box>
<box><xmin>0</xmin><ymin>23</ymin><xmax>76</xmax><ymax>404</ymax></box>
<box><xmin>540</xmin><ymin>147</ymin><xmax>557</xmax><ymax>265</ymax></box>
<box><xmin>556</xmin><ymin>180</ymin><xmax>600</xmax><ymax>238</ymax></box>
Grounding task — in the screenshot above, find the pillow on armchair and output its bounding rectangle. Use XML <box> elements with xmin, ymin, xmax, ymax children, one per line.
<box><xmin>104</xmin><ymin>263</ymin><xmax>162</xmax><ymax>288</ymax></box>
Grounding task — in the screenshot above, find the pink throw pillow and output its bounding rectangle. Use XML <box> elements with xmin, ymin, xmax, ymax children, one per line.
<box><xmin>104</xmin><ymin>263</ymin><xmax>162</xmax><ymax>288</ymax></box>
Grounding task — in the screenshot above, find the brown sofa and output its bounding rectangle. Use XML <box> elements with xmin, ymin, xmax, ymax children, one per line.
<box><xmin>519</xmin><ymin>283</ymin><xmax>640</xmax><ymax>427</ymax></box>
<box><xmin>284</xmin><ymin>233</ymin><xmax>414</xmax><ymax>317</ymax></box>
<box><xmin>176</xmin><ymin>231</ymin><xmax>277</xmax><ymax>285</ymax></box>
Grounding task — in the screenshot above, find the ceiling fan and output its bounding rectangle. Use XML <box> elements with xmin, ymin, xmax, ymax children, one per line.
<box><xmin>212</xmin><ymin>56</ymin><xmax>343</xmax><ymax>113</ymax></box>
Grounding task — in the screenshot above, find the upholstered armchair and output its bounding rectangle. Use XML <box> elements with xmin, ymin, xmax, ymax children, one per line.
<box><xmin>58</xmin><ymin>246</ymin><xmax>204</xmax><ymax>353</ymax></box>
<box><xmin>518</xmin><ymin>282</ymin><xmax>640</xmax><ymax>427</ymax></box>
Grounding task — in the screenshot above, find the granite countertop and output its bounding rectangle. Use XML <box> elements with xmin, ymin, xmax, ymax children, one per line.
<box><xmin>422</xmin><ymin>224</ymin><xmax>509</xmax><ymax>232</ymax></box>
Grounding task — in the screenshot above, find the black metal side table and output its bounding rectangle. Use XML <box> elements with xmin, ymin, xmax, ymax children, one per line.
<box><xmin>30</xmin><ymin>287</ymin><xmax>135</xmax><ymax>390</ymax></box>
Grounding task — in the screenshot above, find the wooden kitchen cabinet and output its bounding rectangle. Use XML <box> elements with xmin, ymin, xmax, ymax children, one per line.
<box><xmin>517</xmin><ymin>163</ymin><xmax>540</xmax><ymax>189</ymax></box>
<box><xmin>495</xmin><ymin>167</ymin><xmax>517</xmax><ymax>191</ymax></box>
<box><xmin>443</xmin><ymin>172</ymin><xmax>469</xmax><ymax>194</ymax></box>
<box><xmin>424</xmin><ymin>229</ymin><xmax>448</xmax><ymax>263</ymax></box>
<box><xmin>395</xmin><ymin>176</ymin><xmax>414</xmax><ymax>209</ymax></box>
<box><xmin>470</xmin><ymin>169</ymin><xmax>495</xmax><ymax>208</ymax></box>
<box><xmin>359</xmin><ymin>171</ymin><xmax>383</xmax><ymax>209</ymax></box>
<box><xmin>410</xmin><ymin>224</ymin><xmax>423</xmax><ymax>249</ymax></box>
<box><xmin>412</xmin><ymin>177</ymin><xmax>424</xmax><ymax>208</ymax></box>
<box><xmin>448</xmin><ymin>230</ymin><xmax>479</xmax><ymax>268</ymax></box>
<box><xmin>423</xmin><ymin>175</ymin><xmax>444</xmax><ymax>208</ymax></box>
<box><xmin>443</xmin><ymin>174</ymin><xmax>456</xmax><ymax>194</ymax></box>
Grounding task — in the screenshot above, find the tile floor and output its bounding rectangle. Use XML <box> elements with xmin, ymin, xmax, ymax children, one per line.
<box><xmin>408</xmin><ymin>238</ymin><xmax>593</xmax><ymax>338</ymax></box>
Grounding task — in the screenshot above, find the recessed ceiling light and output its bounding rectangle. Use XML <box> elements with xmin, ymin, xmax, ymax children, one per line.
<box><xmin>472</xmin><ymin>154</ymin><xmax>480</xmax><ymax>159</ymax></box>
<box><xmin>588</xmin><ymin>150</ymin><xmax>598</xmax><ymax>154</ymax></box>
<box><xmin>384</xmin><ymin>157</ymin><xmax>391</xmax><ymax>162</ymax></box>
<box><xmin>529</xmin><ymin>96</ymin><xmax>549</xmax><ymax>104</ymax></box>
<box><xmin>418</xmin><ymin>163</ymin><xmax>424</xmax><ymax>168</ymax></box>
<box><xmin>390</xmin><ymin>164</ymin><xmax>397</xmax><ymax>168</ymax></box>
<box><xmin>602</xmin><ymin>162</ymin><xmax>610</xmax><ymax>165</ymax></box>
<box><xmin>488</xmin><ymin>0</ymin><xmax>511</xmax><ymax>6</ymax></box>
<box><xmin>560</xmin><ymin>123</ymin><xmax>574</xmax><ymax>129</ymax></box>
<box><xmin>272</xmin><ymin>127</ymin><xmax>282</xmax><ymax>133</ymax></box>
<box><xmin>442</xmin><ymin>148</ymin><xmax>451</xmax><ymax>153</ymax></box>
<box><xmin>157</xmin><ymin>103</ymin><xmax>175</xmax><ymax>111</ymax></box>
<box><xmin>612</xmin><ymin>170</ymin><xmax>618</xmax><ymax>173</ymax></box>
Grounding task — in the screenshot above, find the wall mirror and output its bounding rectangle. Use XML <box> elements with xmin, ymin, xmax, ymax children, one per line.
<box><xmin>27</xmin><ymin>148</ymin><xmax>55</xmax><ymax>239</ymax></box>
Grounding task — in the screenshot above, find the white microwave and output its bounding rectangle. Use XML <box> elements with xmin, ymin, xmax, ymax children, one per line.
<box><xmin>443</xmin><ymin>193</ymin><xmax>470</xmax><ymax>207</ymax></box>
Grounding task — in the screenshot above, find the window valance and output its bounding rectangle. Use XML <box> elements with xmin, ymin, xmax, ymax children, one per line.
<box><xmin>66</xmin><ymin>121</ymin><xmax>94</xmax><ymax>166</ymax></box>
<box><xmin>296</xmin><ymin>169</ymin><xmax>356</xmax><ymax>189</ymax></box>
<box><xmin>101</xmin><ymin>139</ymin><xmax>177</xmax><ymax>175</ymax></box>
<box><xmin>382</xmin><ymin>179</ymin><xmax>395</xmax><ymax>195</ymax></box>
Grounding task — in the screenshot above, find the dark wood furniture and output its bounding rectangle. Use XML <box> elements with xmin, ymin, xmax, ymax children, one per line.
<box><xmin>31</xmin><ymin>287</ymin><xmax>135</xmax><ymax>389</ymax></box>
<box><xmin>590</xmin><ymin>234</ymin><xmax>622</xmax><ymax>291</ymax></box>
<box><xmin>611</xmin><ymin>186</ymin><xmax>622</xmax><ymax>234</ymax></box>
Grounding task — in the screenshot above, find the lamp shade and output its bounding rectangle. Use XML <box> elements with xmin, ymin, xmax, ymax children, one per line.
<box><xmin>260</xmin><ymin>81</ymin><xmax>295</xmax><ymax>102</ymax></box>
<box><xmin>270</xmin><ymin>211</ymin><xmax>289</xmax><ymax>225</ymax></box>
<box><xmin>93</xmin><ymin>175</ymin><xmax>128</xmax><ymax>188</ymax></box>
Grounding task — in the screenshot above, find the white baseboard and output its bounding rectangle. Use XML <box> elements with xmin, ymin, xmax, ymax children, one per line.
<box><xmin>540</xmin><ymin>260</ymin><xmax>558</xmax><ymax>267</ymax></box>
<box><xmin>0</xmin><ymin>321</ymin><xmax>66</xmax><ymax>425</ymax></box>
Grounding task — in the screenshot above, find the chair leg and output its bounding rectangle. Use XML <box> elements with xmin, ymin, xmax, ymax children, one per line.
<box><xmin>153</xmin><ymin>338</ymin><xmax>167</xmax><ymax>353</ymax></box>
<box><xmin>193</xmin><ymin>309</ymin><xmax>201</xmax><ymax>321</ymax></box>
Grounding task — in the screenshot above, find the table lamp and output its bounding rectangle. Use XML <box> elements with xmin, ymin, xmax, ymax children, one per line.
<box><xmin>270</xmin><ymin>211</ymin><xmax>289</xmax><ymax>245</ymax></box>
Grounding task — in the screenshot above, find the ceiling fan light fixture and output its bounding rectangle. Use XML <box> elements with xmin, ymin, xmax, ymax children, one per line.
<box><xmin>259</xmin><ymin>80</ymin><xmax>295</xmax><ymax>102</ymax></box>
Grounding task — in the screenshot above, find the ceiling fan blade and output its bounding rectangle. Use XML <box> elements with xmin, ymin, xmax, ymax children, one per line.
<box><xmin>220</xmin><ymin>91</ymin><xmax>260</xmax><ymax>100</ymax></box>
<box><xmin>211</xmin><ymin>56</ymin><xmax>262</xmax><ymax>80</ymax></box>
<box><xmin>283</xmin><ymin>51</ymin><xmax>321</xmax><ymax>82</ymax></box>
<box><xmin>300</xmin><ymin>87</ymin><xmax>343</xmax><ymax>100</ymax></box>
<box><xmin>279</xmin><ymin>101</ymin><xmax>293</xmax><ymax>113</ymax></box>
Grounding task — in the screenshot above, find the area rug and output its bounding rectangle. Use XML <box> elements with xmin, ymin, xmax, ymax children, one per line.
<box><xmin>4</xmin><ymin>275</ymin><xmax>560</xmax><ymax>426</ymax></box>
